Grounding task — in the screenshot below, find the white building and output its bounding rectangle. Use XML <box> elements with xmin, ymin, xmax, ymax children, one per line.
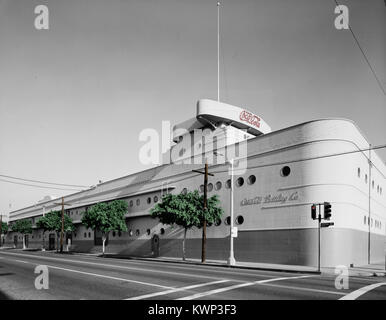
<box><xmin>6</xmin><ymin>100</ymin><xmax>386</xmax><ymax>267</ymax></box>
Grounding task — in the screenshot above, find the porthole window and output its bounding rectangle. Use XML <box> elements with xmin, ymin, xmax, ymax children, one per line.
<box><xmin>160</xmin><ymin>228</ymin><xmax>165</xmax><ymax>235</ymax></box>
<box><xmin>146</xmin><ymin>229</ymin><xmax>151</xmax><ymax>236</ymax></box>
<box><xmin>112</xmin><ymin>231</ymin><xmax>116</xmax><ymax>237</ymax></box>
<box><xmin>118</xmin><ymin>231</ymin><xmax>122</xmax><ymax>237</ymax></box>
<box><xmin>136</xmin><ymin>229</ymin><xmax>140</xmax><ymax>236</ymax></box>
<box><xmin>147</xmin><ymin>197</ymin><xmax>151</xmax><ymax>204</ymax></box>
<box><xmin>154</xmin><ymin>196</ymin><xmax>159</xmax><ymax>203</ymax></box>
<box><xmin>248</xmin><ymin>175</ymin><xmax>256</xmax><ymax>185</ymax></box>
<box><xmin>214</xmin><ymin>218</ymin><xmax>222</xmax><ymax>226</ymax></box>
<box><xmin>215</xmin><ymin>181</ymin><xmax>222</xmax><ymax>191</ymax></box>
<box><xmin>357</xmin><ymin>168</ymin><xmax>361</xmax><ymax>178</ymax></box>
<box><xmin>129</xmin><ymin>200</ymin><xmax>133</xmax><ymax>207</ymax></box>
<box><xmin>208</xmin><ymin>183</ymin><xmax>213</xmax><ymax>192</ymax></box>
<box><xmin>136</xmin><ymin>199</ymin><xmax>140</xmax><ymax>206</ymax></box>
<box><xmin>236</xmin><ymin>177</ymin><xmax>244</xmax><ymax>187</ymax></box>
<box><xmin>84</xmin><ymin>232</ymin><xmax>87</xmax><ymax>238</ymax></box>
<box><xmin>236</xmin><ymin>215</ymin><xmax>244</xmax><ymax>225</ymax></box>
<box><xmin>225</xmin><ymin>179</ymin><xmax>231</xmax><ymax>189</ymax></box>
<box><xmin>224</xmin><ymin>216</ymin><xmax>231</xmax><ymax>225</ymax></box>
<box><xmin>179</xmin><ymin>148</ymin><xmax>186</xmax><ymax>157</ymax></box>
<box><xmin>199</xmin><ymin>185</ymin><xmax>204</xmax><ymax>193</ymax></box>
<box><xmin>281</xmin><ymin>166</ymin><xmax>291</xmax><ymax>177</ymax></box>
<box><xmin>181</xmin><ymin>188</ymin><xmax>187</xmax><ymax>195</ymax></box>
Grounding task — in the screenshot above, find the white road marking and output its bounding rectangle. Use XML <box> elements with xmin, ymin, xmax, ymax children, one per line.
<box><xmin>0</xmin><ymin>251</ymin><xmax>259</xmax><ymax>282</ymax></box>
<box><xmin>339</xmin><ymin>282</ymin><xmax>386</xmax><ymax>300</ymax></box>
<box><xmin>177</xmin><ymin>275</ymin><xmax>312</xmax><ymax>300</ymax></box>
<box><xmin>0</xmin><ymin>255</ymin><xmax>173</xmax><ymax>290</ymax></box>
<box><xmin>259</xmin><ymin>282</ymin><xmax>346</xmax><ymax>296</ymax></box>
<box><xmin>125</xmin><ymin>279</ymin><xmax>230</xmax><ymax>300</ymax></box>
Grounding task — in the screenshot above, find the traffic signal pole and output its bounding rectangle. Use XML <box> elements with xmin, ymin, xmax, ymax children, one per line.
<box><xmin>311</xmin><ymin>202</ymin><xmax>333</xmax><ymax>273</ymax></box>
<box><xmin>318</xmin><ymin>204</ymin><xmax>321</xmax><ymax>273</ymax></box>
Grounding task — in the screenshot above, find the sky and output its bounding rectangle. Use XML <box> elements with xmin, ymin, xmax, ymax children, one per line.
<box><xmin>0</xmin><ymin>0</ymin><xmax>385</xmax><ymax>216</ymax></box>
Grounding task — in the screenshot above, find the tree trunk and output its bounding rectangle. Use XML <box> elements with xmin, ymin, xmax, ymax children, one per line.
<box><xmin>22</xmin><ymin>235</ymin><xmax>26</xmax><ymax>250</ymax></box>
<box><xmin>102</xmin><ymin>233</ymin><xmax>107</xmax><ymax>257</ymax></box>
<box><xmin>42</xmin><ymin>231</ymin><xmax>45</xmax><ymax>251</ymax></box>
<box><xmin>182</xmin><ymin>228</ymin><xmax>187</xmax><ymax>261</ymax></box>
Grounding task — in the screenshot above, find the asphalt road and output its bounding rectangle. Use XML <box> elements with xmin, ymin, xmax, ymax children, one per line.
<box><xmin>0</xmin><ymin>249</ymin><xmax>385</xmax><ymax>300</ymax></box>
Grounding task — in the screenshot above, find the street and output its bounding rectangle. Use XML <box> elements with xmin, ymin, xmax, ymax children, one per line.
<box><xmin>0</xmin><ymin>249</ymin><xmax>385</xmax><ymax>300</ymax></box>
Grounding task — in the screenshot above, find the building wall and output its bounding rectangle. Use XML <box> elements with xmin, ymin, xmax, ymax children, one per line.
<box><xmin>5</xmin><ymin>119</ymin><xmax>386</xmax><ymax>267</ymax></box>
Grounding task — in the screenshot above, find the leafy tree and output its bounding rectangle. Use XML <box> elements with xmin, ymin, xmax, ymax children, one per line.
<box><xmin>0</xmin><ymin>221</ymin><xmax>8</xmax><ymax>247</ymax></box>
<box><xmin>36</xmin><ymin>210</ymin><xmax>75</xmax><ymax>251</ymax></box>
<box><xmin>11</xmin><ymin>219</ymin><xmax>33</xmax><ymax>249</ymax></box>
<box><xmin>150</xmin><ymin>190</ymin><xmax>223</xmax><ymax>261</ymax></box>
<box><xmin>1</xmin><ymin>221</ymin><xmax>8</xmax><ymax>234</ymax></box>
<box><xmin>81</xmin><ymin>200</ymin><xmax>128</xmax><ymax>256</ymax></box>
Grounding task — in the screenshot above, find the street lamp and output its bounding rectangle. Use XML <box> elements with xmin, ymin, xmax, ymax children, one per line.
<box><xmin>214</xmin><ymin>151</ymin><xmax>236</xmax><ymax>266</ymax></box>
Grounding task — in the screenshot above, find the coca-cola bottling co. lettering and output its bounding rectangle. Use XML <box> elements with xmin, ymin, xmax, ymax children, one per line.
<box><xmin>239</xmin><ymin>110</ymin><xmax>261</xmax><ymax>129</ymax></box>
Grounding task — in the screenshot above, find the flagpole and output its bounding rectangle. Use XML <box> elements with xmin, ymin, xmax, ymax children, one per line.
<box><xmin>217</xmin><ymin>2</ymin><xmax>220</xmax><ymax>102</ymax></box>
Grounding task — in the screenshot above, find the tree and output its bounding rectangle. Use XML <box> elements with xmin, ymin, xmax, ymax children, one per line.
<box><xmin>1</xmin><ymin>221</ymin><xmax>8</xmax><ymax>234</ymax></box>
<box><xmin>11</xmin><ymin>219</ymin><xmax>33</xmax><ymax>249</ymax></box>
<box><xmin>0</xmin><ymin>221</ymin><xmax>8</xmax><ymax>247</ymax></box>
<box><xmin>150</xmin><ymin>190</ymin><xmax>224</xmax><ymax>261</ymax></box>
<box><xmin>36</xmin><ymin>211</ymin><xmax>74</xmax><ymax>251</ymax></box>
<box><xmin>81</xmin><ymin>200</ymin><xmax>128</xmax><ymax>256</ymax></box>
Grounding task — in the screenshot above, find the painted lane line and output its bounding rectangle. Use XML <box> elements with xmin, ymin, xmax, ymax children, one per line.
<box><xmin>1</xmin><ymin>256</ymin><xmax>173</xmax><ymax>290</ymax></box>
<box><xmin>339</xmin><ymin>282</ymin><xmax>386</xmax><ymax>300</ymax></box>
<box><xmin>0</xmin><ymin>251</ymin><xmax>243</xmax><ymax>282</ymax></box>
<box><xmin>125</xmin><ymin>279</ymin><xmax>230</xmax><ymax>300</ymax></box>
<box><xmin>0</xmin><ymin>251</ymin><xmax>309</xmax><ymax>282</ymax></box>
<box><xmin>46</xmin><ymin>265</ymin><xmax>174</xmax><ymax>289</ymax></box>
<box><xmin>177</xmin><ymin>275</ymin><xmax>312</xmax><ymax>300</ymax></box>
<box><xmin>259</xmin><ymin>283</ymin><xmax>346</xmax><ymax>296</ymax></box>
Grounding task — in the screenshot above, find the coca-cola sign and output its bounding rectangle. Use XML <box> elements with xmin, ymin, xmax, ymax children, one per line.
<box><xmin>239</xmin><ymin>110</ymin><xmax>261</xmax><ymax>128</ymax></box>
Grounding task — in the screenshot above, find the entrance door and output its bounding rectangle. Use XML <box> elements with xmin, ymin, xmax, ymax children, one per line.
<box><xmin>49</xmin><ymin>234</ymin><xmax>55</xmax><ymax>250</ymax></box>
<box><xmin>14</xmin><ymin>235</ymin><xmax>18</xmax><ymax>247</ymax></box>
<box><xmin>151</xmin><ymin>235</ymin><xmax>160</xmax><ymax>257</ymax></box>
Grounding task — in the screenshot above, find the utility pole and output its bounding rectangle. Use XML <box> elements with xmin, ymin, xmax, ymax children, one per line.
<box><xmin>192</xmin><ymin>161</ymin><xmax>214</xmax><ymax>263</ymax></box>
<box><xmin>54</xmin><ymin>197</ymin><xmax>72</xmax><ymax>253</ymax></box>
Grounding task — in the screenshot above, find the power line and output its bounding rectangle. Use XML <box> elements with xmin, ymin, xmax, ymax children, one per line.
<box><xmin>5</xmin><ymin>143</ymin><xmax>386</xmax><ymax>208</ymax></box>
<box><xmin>0</xmin><ymin>178</ymin><xmax>84</xmax><ymax>192</ymax></box>
<box><xmin>0</xmin><ymin>173</ymin><xmax>90</xmax><ymax>188</ymax></box>
<box><xmin>334</xmin><ymin>0</ymin><xmax>386</xmax><ymax>96</ymax></box>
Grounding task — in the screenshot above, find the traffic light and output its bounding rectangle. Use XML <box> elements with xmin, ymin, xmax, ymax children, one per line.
<box><xmin>324</xmin><ymin>202</ymin><xmax>332</xmax><ymax>220</ymax></box>
<box><xmin>311</xmin><ymin>204</ymin><xmax>317</xmax><ymax>220</ymax></box>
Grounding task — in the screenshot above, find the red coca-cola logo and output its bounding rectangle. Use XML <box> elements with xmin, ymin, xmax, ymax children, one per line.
<box><xmin>239</xmin><ymin>110</ymin><xmax>261</xmax><ymax>128</ymax></box>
